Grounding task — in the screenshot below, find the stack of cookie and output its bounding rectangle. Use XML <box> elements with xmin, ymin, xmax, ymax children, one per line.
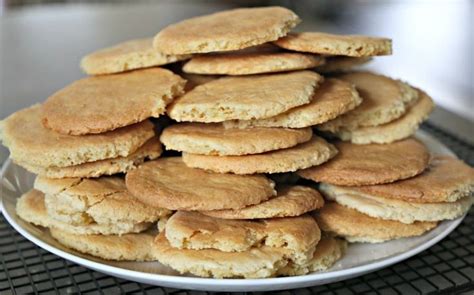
<box><xmin>1</xmin><ymin>5</ymin><xmax>473</xmax><ymax>279</ymax></box>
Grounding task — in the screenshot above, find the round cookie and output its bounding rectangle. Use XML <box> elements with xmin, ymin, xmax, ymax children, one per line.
<box><xmin>42</xmin><ymin>68</ymin><xmax>185</xmax><ymax>135</ymax></box>
<box><xmin>160</xmin><ymin>123</ymin><xmax>312</xmax><ymax>156</ymax></box>
<box><xmin>183</xmin><ymin>136</ymin><xmax>338</xmax><ymax>174</ymax></box>
<box><xmin>15</xmin><ymin>138</ymin><xmax>162</xmax><ymax>178</ymax></box>
<box><xmin>154</xmin><ymin>232</ymin><xmax>288</xmax><ymax>278</ymax></box>
<box><xmin>50</xmin><ymin>228</ymin><xmax>157</xmax><ymax>261</ymax></box>
<box><xmin>0</xmin><ymin>105</ymin><xmax>155</xmax><ymax>168</ymax></box>
<box><xmin>314</xmin><ymin>202</ymin><xmax>438</xmax><ymax>243</ymax></box>
<box><xmin>165</xmin><ymin>211</ymin><xmax>320</xmax><ymax>264</ymax></box>
<box><xmin>153</xmin><ymin>7</ymin><xmax>300</xmax><ymax>55</ymax></box>
<box><xmin>167</xmin><ymin>71</ymin><xmax>323</xmax><ymax>123</ymax></box>
<box><xmin>34</xmin><ymin>176</ymin><xmax>170</xmax><ymax>227</ymax></box>
<box><xmin>298</xmin><ymin>138</ymin><xmax>430</xmax><ymax>186</ymax></box>
<box><xmin>223</xmin><ymin>78</ymin><xmax>362</xmax><ymax>128</ymax></box>
<box><xmin>16</xmin><ymin>190</ymin><xmax>151</xmax><ymax>235</ymax></box>
<box><xmin>274</xmin><ymin>32</ymin><xmax>392</xmax><ymax>57</ymax></box>
<box><xmin>125</xmin><ymin>157</ymin><xmax>276</xmax><ymax>210</ymax></box>
<box><xmin>350</xmin><ymin>156</ymin><xmax>474</xmax><ymax>203</ymax></box>
<box><xmin>318</xmin><ymin>72</ymin><xmax>419</xmax><ymax>132</ymax></box>
<box><xmin>183</xmin><ymin>52</ymin><xmax>325</xmax><ymax>75</ymax></box>
<box><xmin>201</xmin><ymin>185</ymin><xmax>324</xmax><ymax>219</ymax></box>
<box><xmin>316</xmin><ymin>56</ymin><xmax>372</xmax><ymax>73</ymax></box>
<box><xmin>320</xmin><ymin>183</ymin><xmax>474</xmax><ymax>224</ymax></box>
<box><xmin>329</xmin><ymin>89</ymin><xmax>435</xmax><ymax>144</ymax></box>
<box><xmin>81</xmin><ymin>38</ymin><xmax>190</xmax><ymax>75</ymax></box>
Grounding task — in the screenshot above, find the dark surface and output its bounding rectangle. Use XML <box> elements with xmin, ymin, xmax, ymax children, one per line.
<box><xmin>0</xmin><ymin>122</ymin><xmax>473</xmax><ymax>294</ymax></box>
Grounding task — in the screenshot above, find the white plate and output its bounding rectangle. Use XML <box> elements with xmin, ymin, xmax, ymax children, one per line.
<box><xmin>0</xmin><ymin>130</ymin><xmax>466</xmax><ymax>292</ymax></box>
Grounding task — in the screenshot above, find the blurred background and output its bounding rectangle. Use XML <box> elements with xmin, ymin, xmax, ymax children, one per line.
<box><xmin>0</xmin><ymin>0</ymin><xmax>472</xmax><ymax>162</ymax></box>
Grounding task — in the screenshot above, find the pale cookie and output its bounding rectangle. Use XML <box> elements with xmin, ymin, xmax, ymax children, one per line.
<box><xmin>315</xmin><ymin>203</ymin><xmax>438</xmax><ymax>243</ymax></box>
<box><xmin>154</xmin><ymin>232</ymin><xmax>288</xmax><ymax>278</ymax></box>
<box><xmin>16</xmin><ymin>190</ymin><xmax>151</xmax><ymax>235</ymax></box>
<box><xmin>0</xmin><ymin>105</ymin><xmax>155</xmax><ymax>168</ymax></box>
<box><xmin>278</xmin><ymin>236</ymin><xmax>347</xmax><ymax>276</ymax></box>
<box><xmin>328</xmin><ymin>89</ymin><xmax>435</xmax><ymax>144</ymax></box>
<box><xmin>318</xmin><ymin>72</ymin><xmax>419</xmax><ymax>131</ymax></box>
<box><xmin>81</xmin><ymin>38</ymin><xmax>190</xmax><ymax>75</ymax></box>
<box><xmin>153</xmin><ymin>7</ymin><xmax>300</xmax><ymax>54</ymax></box>
<box><xmin>320</xmin><ymin>183</ymin><xmax>473</xmax><ymax>224</ymax></box>
<box><xmin>125</xmin><ymin>157</ymin><xmax>276</xmax><ymax>210</ymax></box>
<box><xmin>167</xmin><ymin>71</ymin><xmax>323</xmax><ymax>122</ymax></box>
<box><xmin>35</xmin><ymin>176</ymin><xmax>170</xmax><ymax>227</ymax></box>
<box><xmin>160</xmin><ymin>123</ymin><xmax>312</xmax><ymax>156</ymax></box>
<box><xmin>274</xmin><ymin>32</ymin><xmax>392</xmax><ymax>57</ymax></box>
<box><xmin>183</xmin><ymin>52</ymin><xmax>325</xmax><ymax>75</ymax></box>
<box><xmin>316</xmin><ymin>56</ymin><xmax>372</xmax><ymax>73</ymax></box>
<box><xmin>42</xmin><ymin>68</ymin><xmax>185</xmax><ymax>135</ymax></box>
<box><xmin>50</xmin><ymin>228</ymin><xmax>157</xmax><ymax>261</ymax></box>
<box><xmin>223</xmin><ymin>78</ymin><xmax>362</xmax><ymax>128</ymax></box>
<box><xmin>165</xmin><ymin>211</ymin><xmax>320</xmax><ymax>264</ymax></box>
<box><xmin>15</xmin><ymin>138</ymin><xmax>162</xmax><ymax>178</ymax></box>
<box><xmin>201</xmin><ymin>185</ymin><xmax>324</xmax><ymax>219</ymax></box>
<box><xmin>349</xmin><ymin>156</ymin><xmax>474</xmax><ymax>203</ymax></box>
<box><xmin>298</xmin><ymin>138</ymin><xmax>430</xmax><ymax>186</ymax></box>
<box><xmin>182</xmin><ymin>136</ymin><xmax>337</xmax><ymax>174</ymax></box>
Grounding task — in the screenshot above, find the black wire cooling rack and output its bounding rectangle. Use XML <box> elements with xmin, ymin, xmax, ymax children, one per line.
<box><xmin>1</xmin><ymin>122</ymin><xmax>473</xmax><ymax>295</ymax></box>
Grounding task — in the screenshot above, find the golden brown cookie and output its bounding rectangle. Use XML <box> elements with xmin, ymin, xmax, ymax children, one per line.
<box><xmin>316</xmin><ymin>56</ymin><xmax>372</xmax><ymax>73</ymax></box>
<box><xmin>167</xmin><ymin>71</ymin><xmax>323</xmax><ymax>122</ymax></box>
<box><xmin>350</xmin><ymin>156</ymin><xmax>474</xmax><ymax>203</ymax></box>
<box><xmin>0</xmin><ymin>105</ymin><xmax>155</xmax><ymax>168</ymax></box>
<box><xmin>153</xmin><ymin>7</ymin><xmax>300</xmax><ymax>54</ymax></box>
<box><xmin>160</xmin><ymin>123</ymin><xmax>312</xmax><ymax>155</ymax></box>
<box><xmin>201</xmin><ymin>185</ymin><xmax>324</xmax><ymax>219</ymax></box>
<box><xmin>320</xmin><ymin>183</ymin><xmax>473</xmax><ymax>224</ymax></box>
<box><xmin>223</xmin><ymin>78</ymin><xmax>362</xmax><ymax>128</ymax></box>
<box><xmin>81</xmin><ymin>38</ymin><xmax>190</xmax><ymax>75</ymax></box>
<box><xmin>318</xmin><ymin>72</ymin><xmax>419</xmax><ymax>131</ymax></box>
<box><xmin>125</xmin><ymin>157</ymin><xmax>276</xmax><ymax>210</ymax></box>
<box><xmin>15</xmin><ymin>138</ymin><xmax>162</xmax><ymax>178</ymax></box>
<box><xmin>298</xmin><ymin>138</ymin><xmax>430</xmax><ymax>186</ymax></box>
<box><xmin>274</xmin><ymin>32</ymin><xmax>392</xmax><ymax>57</ymax></box>
<box><xmin>183</xmin><ymin>136</ymin><xmax>337</xmax><ymax>174</ymax></box>
<box><xmin>42</xmin><ymin>68</ymin><xmax>185</xmax><ymax>135</ymax></box>
<box><xmin>315</xmin><ymin>203</ymin><xmax>438</xmax><ymax>243</ymax></box>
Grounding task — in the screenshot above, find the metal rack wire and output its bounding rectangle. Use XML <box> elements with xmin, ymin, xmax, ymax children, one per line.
<box><xmin>1</xmin><ymin>122</ymin><xmax>473</xmax><ymax>294</ymax></box>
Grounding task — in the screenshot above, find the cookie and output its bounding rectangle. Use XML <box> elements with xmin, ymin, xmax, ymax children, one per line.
<box><xmin>154</xmin><ymin>232</ymin><xmax>288</xmax><ymax>278</ymax></box>
<box><xmin>349</xmin><ymin>156</ymin><xmax>474</xmax><ymax>203</ymax></box>
<box><xmin>16</xmin><ymin>190</ymin><xmax>151</xmax><ymax>235</ymax></box>
<box><xmin>153</xmin><ymin>7</ymin><xmax>300</xmax><ymax>55</ymax></box>
<box><xmin>277</xmin><ymin>236</ymin><xmax>346</xmax><ymax>276</ymax></box>
<box><xmin>160</xmin><ymin>123</ymin><xmax>312</xmax><ymax>155</ymax></box>
<box><xmin>80</xmin><ymin>38</ymin><xmax>190</xmax><ymax>75</ymax></box>
<box><xmin>165</xmin><ymin>211</ymin><xmax>320</xmax><ymax>264</ymax></box>
<box><xmin>298</xmin><ymin>138</ymin><xmax>430</xmax><ymax>186</ymax></box>
<box><xmin>274</xmin><ymin>32</ymin><xmax>392</xmax><ymax>57</ymax></box>
<box><xmin>183</xmin><ymin>52</ymin><xmax>325</xmax><ymax>75</ymax></box>
<box><xmin>182</xmin><ymin>136</ymin><xmax>337</xmax><ymax>174</ymax></box>
<box><xmin>35</xmin><ymin>176</ymin><xmax>170</xmax><ymax>227</ymax></box>
<box><xmin>201</xmin><ymin>185</ymin><xmax>324</xmax><ymax>219</ymax></box>
<box><xmin>316</xmin><ymin>56</ymin><xmax>372</xmax><ymax>73</ymax></box>
<box><xmin>223</xmin><ymin>78</ymin><xmax>362</xmax><ymax>128</ymax></box>
<box><xmin>125</xmin><ymin>157</ymin><xmax>276</xmax><ymax>210</ymax></box>
<box><xmin>167</xmin><ymin>71</ymin><xmax>323</xmax><ymax>122</ymax></box>
<box><xmin>318</xmin><ymin>72</ymin><xmax>419</xmax><ymax>131</ymax></box>
<box><xmin>50</xmin><ymin>228</ymin><xmax>157</xmax><ymax>261</ymax></box>
<box><xmin>15</xmin><ymin>138</ymin><xmax>162</xmax><ymax>178</ymax></box>
<box><xmin>314</xmin><ymin>203</ymin><xmax>438</xmax><ymax>243</ymax></box>
<box><xmin>320</xmin><ymin>183</ymin><xmax>473</xmax><ymax>224</ymax></box>
<box><xmin>328</xmin><ymin>89</ymin><xmax>434</xmax><ymax>144</ymax></box>
<box><xmin>0</xmin><ymin>105</ymin><xmax>155</xmax><ymax>168</ymax></box>
<box><xmin>42</xmin><ymin>68</ymin><xmax>185</xmax><ymax>135</ymax></box>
